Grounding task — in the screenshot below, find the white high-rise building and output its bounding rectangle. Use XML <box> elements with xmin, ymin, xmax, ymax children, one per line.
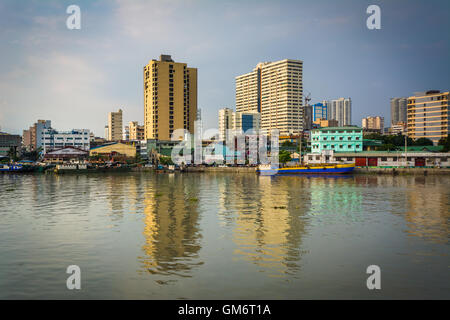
<box><xmin>236</xmin><ymin>59</ymin><xmax>303</xmax><ymax>135</ymax></box>
<box><xmin>326</xmin><ymin>98</ymin><xmax>352</xmax><ymax>126</ymax></box>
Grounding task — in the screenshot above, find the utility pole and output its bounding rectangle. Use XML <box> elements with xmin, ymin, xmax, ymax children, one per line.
<box><xmin>404</xmin><ymin>134</ymin><xmax>408</xmax><ymax>167</ymax></box>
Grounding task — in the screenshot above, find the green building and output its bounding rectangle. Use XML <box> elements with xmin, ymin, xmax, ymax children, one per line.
<box><xmin>311</xmin><ymin>126</ymin><xmax>363</xmax><ymax>153</ymax></box>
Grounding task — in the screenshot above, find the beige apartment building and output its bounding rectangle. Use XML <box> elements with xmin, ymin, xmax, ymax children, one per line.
<box><xmin>362</xmin><ymin>116</ymin><xmax>384</xmax><ymax>132</ymax></box>
<box><xmin>144</xmin><ymin>55</ymin><xmax>197</xmax><ymax>141</ymax></box>
<box><xmin>235</xmin><ymin>59</ymin><xmax>303</xmax><ymax>135</ymax></box>
<box><xmin>407</xmin><ymin>90</ymin><xmax>449</xmax><ymax>144</ymax></box>
<box><xmin>108</xmin><ymin>109</ymin><xmax>123</xmax><ymax>141</ymax></box>
<box><xmin>129</xmin><ymin>121</ymin><xmax>145</xmax><ymax>141</ymax></box>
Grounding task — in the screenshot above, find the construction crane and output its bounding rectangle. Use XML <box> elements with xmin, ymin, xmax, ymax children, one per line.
<box><xmin>304</xmin><ymin>91</ymin><xmax>312</xmax><ymax>106</ymax></box>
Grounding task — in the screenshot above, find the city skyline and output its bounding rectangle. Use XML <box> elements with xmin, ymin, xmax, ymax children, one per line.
<box><xmin>0</xmin><ymin>0</ymin><xmax>449</xmax><ymax>136</ymax></box>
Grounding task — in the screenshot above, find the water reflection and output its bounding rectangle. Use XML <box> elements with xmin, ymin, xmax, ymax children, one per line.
<box><xmin>217</xmin><ymin>175</ymin><xmax>310</xmax><ymax>277</ymax></box>
<box><xmin>139</xmin><ymin>174</ymin><xmax>203</xmax><ymax>277</ymax></box>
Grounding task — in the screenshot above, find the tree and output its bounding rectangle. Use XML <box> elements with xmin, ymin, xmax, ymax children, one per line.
<box><xmin>438</xmin><ymin>134</ymin><xmax>450</xmax><ymax>152</ymax></box>
<box><xmin>7</xmin><ymin>147</ymin><xmax>18</xmax><ymax>162</ymax></box>
<box><xmin>279</xmin><ymin>150</ymin><xmax>291</xmax><ymax>164</ymax></box>
<box><xmin>414</xmin><ymin>137</ymin><xmax>434</xmax><ymax>146</ymax></box>
<box><xmin>281</xmin><ymin>140</ymin><xmax>294</xmax><ymax>147</ymax></box>
<box><xmin>159</xmin><ymin>156</ymin><xmax>174</xmax><ymax>165</ymax></box>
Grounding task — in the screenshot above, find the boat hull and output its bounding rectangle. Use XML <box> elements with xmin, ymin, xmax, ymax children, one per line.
<box><xmin>258</xmin><ymin>163</ymin><xmax>355</xmax><ymax>175</ymax></box>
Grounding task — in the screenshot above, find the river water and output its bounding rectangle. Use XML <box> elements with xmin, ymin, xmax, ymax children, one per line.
<box><xmin>0</xmin><ymin>172</ymin><xmax>449</xmax><ymax>299</ymax></box>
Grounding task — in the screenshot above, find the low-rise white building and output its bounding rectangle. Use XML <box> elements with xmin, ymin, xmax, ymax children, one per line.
<box><xmin>42</xmin><ymin>129</ymin><xmax>90</xmax><ymax>153</ymax></box>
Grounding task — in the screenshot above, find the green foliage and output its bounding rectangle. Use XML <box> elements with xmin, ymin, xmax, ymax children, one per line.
<box><xmin>281</xmin><ymin>140</ymin><xmax>294</xmax><ymax>147</ymax></box>
<box><xmin>413</xmin><ymin>137</ymin><xmax>434</xmax><ymax>146</ymax></box>
<box><xmin>438</xmin><ymin>134</ymin><xmax>450</xmax><ymax>152</ymax></box>
<box><xmin>279</xmin><ymin>150</ymin><xmax>291</xmax><ymax>164</ymax></box>
<box><xmin>159</xmin><ymin>156</ymin><xmax>174</xmax><ymax>165</ymax></box>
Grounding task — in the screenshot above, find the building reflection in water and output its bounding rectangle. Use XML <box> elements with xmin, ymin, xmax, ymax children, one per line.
<box><xmin>307</xmin><ymin>176</ymin><xmax>363</xmax><ymax>219</ymax></box>
<box><xmin>403</xmin><ymin>176</ymin><xmax>450</xmax><ymax>244</ymax></box>
<box><xmin>220</xmin><ymin>175</ymin><xmax>310</xmax><ymax>278</ymax></box>
<box><xmin>139</xmin><ymin>174</ymin><xmax>203</xmax><ymax>277</ymax></box>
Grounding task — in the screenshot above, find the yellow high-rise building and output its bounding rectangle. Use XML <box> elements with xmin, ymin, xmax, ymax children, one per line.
<box><xmin>407</xmin><ymin>90</ymin><xmax>449</xmax><ymax>144</ymax></box>
<box><xmin>144</xmin><ymin>55</ymin><xmax>197</xmax><ymax>141</ymax></box>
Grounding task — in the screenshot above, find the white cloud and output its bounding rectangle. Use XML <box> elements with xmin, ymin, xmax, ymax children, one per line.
<box><xmin>0</xmin><ymin>52</ymin><xmax>121</xmax><ymax>136</ymax></box>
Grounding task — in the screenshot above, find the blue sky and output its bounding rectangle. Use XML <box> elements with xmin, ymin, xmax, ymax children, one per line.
<box><xmin>0</xmin><ymin>0</ymin><xmax>449</xmax><ymax>136</ymax></box>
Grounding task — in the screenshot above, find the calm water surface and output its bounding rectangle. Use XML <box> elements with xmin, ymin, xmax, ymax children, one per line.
<box><xmin>0</xmin><ymin>173</ymin><xmax>449</xmax><ymax>299</ymax></box>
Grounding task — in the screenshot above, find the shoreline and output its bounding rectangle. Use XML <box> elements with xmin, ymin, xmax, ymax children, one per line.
<box><xmin>2</xmin><ymin>166</ymin><xmax>450</xmax><ymax>175</ymax></box>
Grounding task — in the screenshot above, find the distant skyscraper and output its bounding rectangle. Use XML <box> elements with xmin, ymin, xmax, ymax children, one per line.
<box><xmin>302</xmin><ymin>105</ymin><xmax>312</xmax><ymax>130</ymax></box>
<box><xmin>362</xmin><ymin>116</ymin><xmax>384</xmax><ymax>132</ymax></box>
<box><xmin>327</xmin><ymin>98</ymin><xmax>352</xmax><ymax>126</ymax></box>
<box><xmin>144</xmin><ymin>54</ymin><xmax>197</xmax><ymax>141</ymax></box>
<box><xmin>390</xmin><ymin>97</ymin><xmax>407</xmax><ymax>125</ymax></box>
<box><xmin>104</xmin><ymin>125</ymin><xmax>109</xmax><ymax>140</ymax></box>
<box><xmin>123</xmin><ymin>125</ymin><xmax>130</xmax><ymax>141</ymax></box>
<box><xmin>108</xmin><ymin>109</ymin><xmax>123</xmax><ymax>141</ymax></box>
<box><xmin>312</xmin><ymin>103</ymin><xmax>327</xmax><ymax>121</ymax></box>
<box><xmin>219</xmin><ymin>108</ymin><xmax>235</xmax><ymax>141</ymax></box>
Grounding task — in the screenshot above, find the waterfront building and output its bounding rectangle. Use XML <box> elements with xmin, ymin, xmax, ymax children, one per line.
<box><xmin>41</xmin><ymin>128</ymin><xmax>90</xmax><ymax>153</ymax></box>
<box><xmin>108</xmin><ymin>109</ymin><xmax>123</xmax><ymax>141</ymax></box>
<box><xmin>407</xmin><ymin>90</ymin><xmax>449</xmax><ymax>145</ymax></box>
<box><xmin>305</xmin><ymin>149</ymin><xmax>450</xmax><ymax>168</ymax></box>
<box><xmin>22</xmin><ymin>120</ymin><xmax>52</xmax><ymax>151</ymax></box>
<box><xmin>43</xmin><ymin>146</ymin><xmax>88</xmax><ymax>164</ymax></box>
<box><xmin>128</xmin><ymin>121</ymin><xmax>145</xmax><ymax>141</ymax></box>
<box><xmin>326</xmin><ymin>98</ymin><xmax>352</xmax><ymax>126</ymax></box>
<box><xmin>0</xmin><ymin>132</ymin><xmax>21</xmax><ymax>157</ymax></box>
<box><xmin>313</xmin><ymin>119</ymin><xmax>339</xmax><ymax>128</ymax></box>
<box><xmin>391</xmin><ymin>97</ymin><xmax>407</xmax><ymax>125</ymax></box>
<box><xmin>90</xmin><ymin>142</ymin><xmax>136</xmax><ymax>158</ymax></box>
<box><xmin>312</xmin><ymin>103</ymin><xmax>328</xmax><ymax>121</ymax></box>
<box><xmin>144</xmin><ymin>54</ymin><xmax>197</xmax><ymax>141</ymax></box>
<box><xmin>362</xmin><ymin>116</ymin><xmax>384</xmax><ymax>133</ymax></box>
<box><xmin>22</xmin><ymin>130</ymin><xmax>32</xmax><ymax>152</ymax></box>
<box><xmin>311</xmin><ymin>126</ymin><xmax>363</xmax><ymax>153</ymax></box>
<box><xmin>219</xmin><ymin>108</ymin><xmax>235</xmax><ymax>141</ymax></box>
<box><xmin>236</xmin><ymin>59</ymin><xmax>303</xmax><ymax>135</ymax></box>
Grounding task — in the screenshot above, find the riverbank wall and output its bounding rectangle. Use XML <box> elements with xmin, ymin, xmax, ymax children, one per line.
<box><xmin>354</xmin><ymin>167</ymin><xmax>450</xmax><ymax>175</ymax></box>
<box><xmin>132</xmin><ymin>166</ymin><xmax>450</xmax><ymax>175</ymax></box>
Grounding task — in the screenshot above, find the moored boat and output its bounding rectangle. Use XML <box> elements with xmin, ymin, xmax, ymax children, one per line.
<box><xmin>257</xmin><ymin>163</ymin><xmax>355</xmax><ymax>175</ymax></box>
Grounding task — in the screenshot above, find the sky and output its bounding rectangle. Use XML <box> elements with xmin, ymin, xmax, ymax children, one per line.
<box><xmin>0</xmin><ymin>0</ymin><xmax>449</xmax><ymax>136</ymax></box>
